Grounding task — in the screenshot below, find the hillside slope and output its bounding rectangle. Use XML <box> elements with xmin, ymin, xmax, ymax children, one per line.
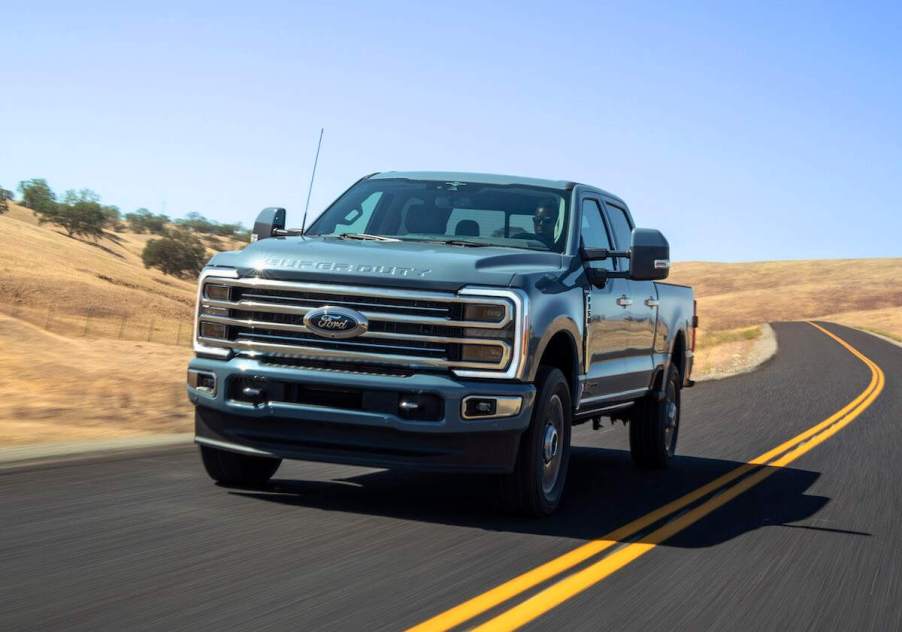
<box><xmin>0</xmin><ymin>202</ymin><xmax>229</xmax><ymax>343</ymax></box>
<box><xmin>670</xmin><ymin>259</ymin><xmax>902</xmax><ymax>336</ymax></box>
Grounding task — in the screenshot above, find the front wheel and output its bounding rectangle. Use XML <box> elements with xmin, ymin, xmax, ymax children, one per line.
<box><xmin>502</xmin><ymin>366</ymin><xmax>572</xmax><ymax>516</ymax></box>
<box><xmin>630</xmin><ymin>364</ymin><xmax>681</xmax><ymax>468</ymax></box>
<box><xmin>200</xmin><ymin>445</ymin><xmax>282</xmax><ymax>487</ymax></box>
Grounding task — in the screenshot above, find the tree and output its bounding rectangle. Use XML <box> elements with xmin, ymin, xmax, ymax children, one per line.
<box><xmin>52</xmin><ymin>200</ymin><xmax>109</xmax><ymax>239</ymax></box>
<box><xmin>125</xmin><ymin>208</ymin><xmax>170</xmax><ymax>234</ymax></box>
<box><xmin>63</xmin><ymin>188</ymin><xmax>101</xmax><ymax>205</ymax></box>
<box><xmin>142</xmin><ymin>230</ymin><xmax>208</xmax><ymax>277</ymax></box>
<box><xmin>28</xmin><ymin>187</ymin><xmax>110</xmax><ymax>239</ymax></box>
<box><xmin>18</xmin><ymin>179</ymin><xmax>57</xmax><ymax>217</ymax></box>
<box><xmin>176</xmin><ymin>211</ymin><xmax>219</xmax><ymax>234</ymax></box>
<box><xmin>0</xmin><ymin>186</ymin><xmax>11</xmax><ymax>215</ymax></box>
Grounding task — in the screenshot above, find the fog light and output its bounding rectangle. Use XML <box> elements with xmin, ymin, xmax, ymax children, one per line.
<box><xmin>464</xmin><ymin>303</ymin><xmax>507</xmax><ymax>323</ymax></box>
<box><xmin>187</xmin><ymin>370</ymin><xmax>216</xmax><ymax>395</ymax></box>
<box><xmin>461</xmin><ymin>344</ymin><xmax>504</xmax><ymax>364</ymax></box>
<box><xmin>204</xmin><ymin>284</ymin><xmax>231</xmax><ymax>301</ymax></box>
<box><xmin>199</xmin><ymin>321</ymin><xmax>228</xmax><ymax>339</ymax></box>
<box><xmin>462</xmin><ymin>396</ymin><xmax>522</xmax><ymax>420</ymax></box>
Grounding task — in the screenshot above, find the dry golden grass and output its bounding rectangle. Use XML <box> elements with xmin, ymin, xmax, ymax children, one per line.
<box><xmin>823</xmin><ymin>306</ymin><xmax>902</xmax><ymax>343</ymax></box>
<box><xmin>1</xmin><ymin>202</ymin><xmax>197</xmax><ymax>321</ymax></box>
<box><xmin>670</xmin><ymin>258</ymin><xmax>902</xmax><ymax>337</ymax></box>
<box><xmin>0</xmin><ymin>313</ymin><xmax>192</xmax><ymax>445</ymax></box>
<box><xmin>0</xmin><ymin>203</ymin><xmax>241</xmax><ymax>444</ymax></box>
<box><xmin>1</xmin><ymin>201</ymin><xmax>898</xmax><ymax>444</ymax></box>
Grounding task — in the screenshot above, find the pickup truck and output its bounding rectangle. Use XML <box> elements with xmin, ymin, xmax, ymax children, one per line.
<box><xmin>187</xmin><ymin>172</ymin><xmax>696</xmax><ymax>515</ymax></box>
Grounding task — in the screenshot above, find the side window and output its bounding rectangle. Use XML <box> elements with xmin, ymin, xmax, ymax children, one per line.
<box><xmin>604</xmin><ymin>203</ymin><xmax>633</xmax><ymax>271</ymax></box>
<box><xmin>580</xmin><ymin>199</ymin><xmax>614</xmax><ymax>272</ymax></box>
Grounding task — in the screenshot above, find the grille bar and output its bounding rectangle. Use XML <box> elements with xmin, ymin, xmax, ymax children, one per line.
<box><xmin>239</xmin><ymin>291</ymin><xmax>450</xmax><ymax>314</ymax></box>
<box><xmin>202</xmin><ymin>298</ymin><xmax>511</xmax><ymax>329</ymax></box>
<box><xmin>202</xmin><ymin>314</ymin><xmax>510</xmax><ymax>349</ymax></box>
<box><xmin>198</xmin><ymin>336</ymin><xmax>508</xmax><ymax>370</ymax></box>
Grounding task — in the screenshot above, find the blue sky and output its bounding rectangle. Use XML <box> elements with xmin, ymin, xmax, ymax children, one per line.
<box><xmin>2</xmin><ymin>1</ymin><xmax>900</xmax><ymax>261</ymax></box>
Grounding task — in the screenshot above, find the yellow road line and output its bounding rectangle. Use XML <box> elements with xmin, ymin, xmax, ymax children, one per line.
<box><xmin>409</xmin><ymin>322</ymin><xmax>885</xmax><ymax>632</ymax></box>
<box><xmin>471</xmin><ymin>323</ymin><xmax>885</xmax><ymax>631</ymax></box>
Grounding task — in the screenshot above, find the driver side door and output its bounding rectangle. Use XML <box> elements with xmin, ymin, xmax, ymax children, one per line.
<box><xmin>579</xmin><ymin>196</ymin><xmax>632</xmax><ymax>408</ymax></box>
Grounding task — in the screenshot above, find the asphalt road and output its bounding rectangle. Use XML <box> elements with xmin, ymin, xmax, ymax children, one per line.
<box><xmin>2</xmin><ymin>322</ymin><xmax>900</xmax><ymax>631</ymax></box>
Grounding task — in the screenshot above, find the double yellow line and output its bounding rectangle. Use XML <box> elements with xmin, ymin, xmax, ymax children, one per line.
<box><xmin>409</xmin><ymin>322</ymin><xmax>886</xmax><ymax>631</ymax></box>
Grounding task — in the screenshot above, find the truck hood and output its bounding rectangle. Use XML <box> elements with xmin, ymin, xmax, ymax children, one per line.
<box><xmin>208</xmin><ymin>236</ymin><xmax>564</xmax><ymax>291</ymax></box>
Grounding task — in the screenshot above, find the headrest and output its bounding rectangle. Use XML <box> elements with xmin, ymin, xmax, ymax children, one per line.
<box><xmin>455</xmin><ymin>219</ymin><xmax>480</xmax><ymax>237</ymax></box>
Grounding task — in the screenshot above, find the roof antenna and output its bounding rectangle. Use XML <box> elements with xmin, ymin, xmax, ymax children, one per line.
<box><xmin>300</xmin><ymin>128</ymin><xmax>324</xmax><ymax>236</ymax></box>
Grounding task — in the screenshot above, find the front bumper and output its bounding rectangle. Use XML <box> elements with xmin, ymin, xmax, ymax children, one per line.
<box><xmin>188</xmin><ymin>356</ymin><xmax>536</xmax><ymax>473</ymax></box>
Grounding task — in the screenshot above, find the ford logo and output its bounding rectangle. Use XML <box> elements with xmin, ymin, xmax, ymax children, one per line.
<box><xmin>303</xmin><ymin>307</ymin><xmax>368</xmax><ymax>339</ymax></box>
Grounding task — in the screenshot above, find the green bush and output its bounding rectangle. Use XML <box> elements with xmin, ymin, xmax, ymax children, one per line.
<box><xmin>142</xmin><ymin>230</ymin><xmax>208</xmax><ymax>277</ymax></box>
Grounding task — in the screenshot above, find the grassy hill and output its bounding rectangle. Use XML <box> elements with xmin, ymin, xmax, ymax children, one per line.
<box><xmin>0</xmin><ymin>202</ymin><xmax>231</xmax><ymax>444</ymax></box>
<box><xmin>669</xmin><ymin>259</ymin><xmax>902</xmax><ymax>336</ymax></box>
<box><xmin>1</xmin><ymin>201</ymin><xmax>221</xmax><ymax>343</ymax></box>
<box><xmin>1</xmin><ymin>200</ymin><xmax>899</xmax><ymax>444</ymax></box>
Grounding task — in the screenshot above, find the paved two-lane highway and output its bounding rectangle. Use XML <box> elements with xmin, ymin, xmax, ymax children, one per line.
<box><xmin>1</xmin><ymin>322</ymin><xmax>900</xmax><ymax>631</ymax></box>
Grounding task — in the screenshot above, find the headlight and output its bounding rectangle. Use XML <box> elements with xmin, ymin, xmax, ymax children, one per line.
<box><xmin>194</xmin><ymin>268</ymin><xmax>238</xmax><ymax>358</ymax></box>
<box><xmin>454</xmin><ymin>288</ymin><xmax>527</xmax><ymax>380</ymax></box>
<box><xmin>460</xmin><ymin>344</ymin><xmax>506</xmax><ymax>364</ymax></box>
<box><xmin>463</xmin><ymin>303</ymin><xmax>506</xmax><ymax>323</ymax></box>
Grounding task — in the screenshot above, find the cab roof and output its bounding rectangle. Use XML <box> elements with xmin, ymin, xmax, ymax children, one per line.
<box><xmin>368</xmin><ymin>171</ymin><xmax>625</xmax><ymax>206</ymax></box>
<box><xmin>370</xmin><ymin>171</ymin><xmax>572</xmax><ymax>190</ymax></box>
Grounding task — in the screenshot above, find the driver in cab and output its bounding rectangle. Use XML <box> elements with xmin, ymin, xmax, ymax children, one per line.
<box><xmin>532</xmin><ymin>201</ymin><xmax>561</xmax><ymax>250</ymax></box>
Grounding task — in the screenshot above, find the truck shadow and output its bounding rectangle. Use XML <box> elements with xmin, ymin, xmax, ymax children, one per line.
<box><xmin>229</xmin><ymin>446</ymin><xmax>869</xmax><ymax>547</ymax></box>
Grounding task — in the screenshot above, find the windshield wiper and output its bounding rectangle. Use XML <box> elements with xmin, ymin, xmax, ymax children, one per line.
<box><xmin>430</xmin><ymin>239</ymin><xmax>491</xmax><ymax>248</ymax></box>
<box><xmin>338</xmin><ymin>233</ymin><xmax>401</xmax><ymax>242</ymax></box>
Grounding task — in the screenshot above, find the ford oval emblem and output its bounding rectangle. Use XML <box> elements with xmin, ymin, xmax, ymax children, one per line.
<box><xmin>303</xmin><ymin>306</ymin><xmax>368</xmax><ymax>339</ymax></box>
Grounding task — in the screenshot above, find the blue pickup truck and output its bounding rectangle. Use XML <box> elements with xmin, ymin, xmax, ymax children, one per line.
<box><xmin>187</xmin><ymin>172</ymin><xmax>696</xmax><ymax>515</ymax></box>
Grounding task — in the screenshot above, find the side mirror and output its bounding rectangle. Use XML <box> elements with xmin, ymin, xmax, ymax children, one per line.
<box><xmin>251</xmin><ymin>207</ymin><xmax>286</xmax><ymax>242</ymax></box>
<box><xmin>629</xmin><ymin>228</ymin><xmax>670</xmax><ymax>280</ymax></box>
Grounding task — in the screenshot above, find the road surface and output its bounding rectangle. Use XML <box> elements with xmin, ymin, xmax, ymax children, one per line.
<box><xmin>1</xmin><ymin>322</ymin><xmax>899</xmax><ymax>631</ymax></box>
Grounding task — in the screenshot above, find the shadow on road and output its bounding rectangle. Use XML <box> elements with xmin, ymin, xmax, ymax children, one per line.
<box><xmin>230</xmin><ymin>446</ymin><xmax>868</xmax><ymax>547</ymax></box>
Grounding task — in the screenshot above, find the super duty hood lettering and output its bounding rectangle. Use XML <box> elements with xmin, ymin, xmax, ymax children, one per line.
<box><xmin>262</xmin><ymin>257</ymin><xmax>431</xmax><ymax>278</ymax></box>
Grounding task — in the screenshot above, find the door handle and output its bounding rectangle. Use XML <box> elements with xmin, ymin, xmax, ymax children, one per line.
<box><xmin>616</xmin><ymin>295</ymin><xmax>633</xmax><ymax>308</ymax></box>
<box><xmin>645</xmin><ymin>298</ymin><xmax>660</xmax><ymax>307</ymax></box>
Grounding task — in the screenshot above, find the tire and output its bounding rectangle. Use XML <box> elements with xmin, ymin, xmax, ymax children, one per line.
<box><xmin>502</xmin><ymin>366</ymin><xmax>572</xmax><ymax>516</ymax></box>
<box><xmin>630</xmin><ymin>363</ymin><xmax>681</xmax><ymax>469</ymax></box>
<box><xmin>199</xmin><ymin>445</ymin><xmax>282</xmax><ymax>487</ymax></box>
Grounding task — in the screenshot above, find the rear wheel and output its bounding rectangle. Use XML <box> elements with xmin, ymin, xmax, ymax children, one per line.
<box><xmin>630</xmin><ymin>364</ymin><xmax>681</xmax><ymax>468</ymax></box>
<box><xmin>200</xmin><ymin>445</ymin><xmax>282</xmax><ymax>487</ymax></box>
<box><xmin>503</xmin><ymin>366</ymin><xmax>572</xmax><ymax>516</ymax></box>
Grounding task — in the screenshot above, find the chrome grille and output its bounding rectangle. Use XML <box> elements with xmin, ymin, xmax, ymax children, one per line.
<box><xmin>195</xmin><ymin>276</ymin><xmax>521</xmax><ymax>375</ymax></box>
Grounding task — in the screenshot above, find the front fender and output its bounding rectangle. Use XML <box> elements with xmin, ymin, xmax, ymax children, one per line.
<box><xmin>524</xmin><ymin>288</ymin><xmax>584</xmax><ymax>382</ymax></box>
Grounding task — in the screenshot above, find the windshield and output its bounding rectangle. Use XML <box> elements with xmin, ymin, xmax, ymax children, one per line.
<box><xmin>305</xmin><ymin>178</ymin><xmax>570</xmax><ymax>253</ymax></box>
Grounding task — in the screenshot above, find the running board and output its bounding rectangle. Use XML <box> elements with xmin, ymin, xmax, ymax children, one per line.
<box><xmin>574</xmin><ymin>400</ymin><xmax>634</xmax><ymax>421</ymax></box>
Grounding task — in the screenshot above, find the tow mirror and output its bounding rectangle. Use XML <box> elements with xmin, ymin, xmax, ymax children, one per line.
<box><xmin>629</xmin><ymin>228</ymin><xmax>670</xmax><ymax>280</ymax></box>
<box><xmin>251</xmin><ymin>207</ymin><xmax>286</xmax><ymax>242</ymax></box>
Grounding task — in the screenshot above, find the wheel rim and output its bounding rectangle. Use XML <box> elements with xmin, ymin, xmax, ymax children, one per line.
<box><xmin>663</xmin><ymin>380</ymin><xmax>679</xmax><ymax>456</ymax></box>
<box><xmin>542</xmin><ymin>394</ymin><xmax>565</xmax><ymax>496</ymax></box>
